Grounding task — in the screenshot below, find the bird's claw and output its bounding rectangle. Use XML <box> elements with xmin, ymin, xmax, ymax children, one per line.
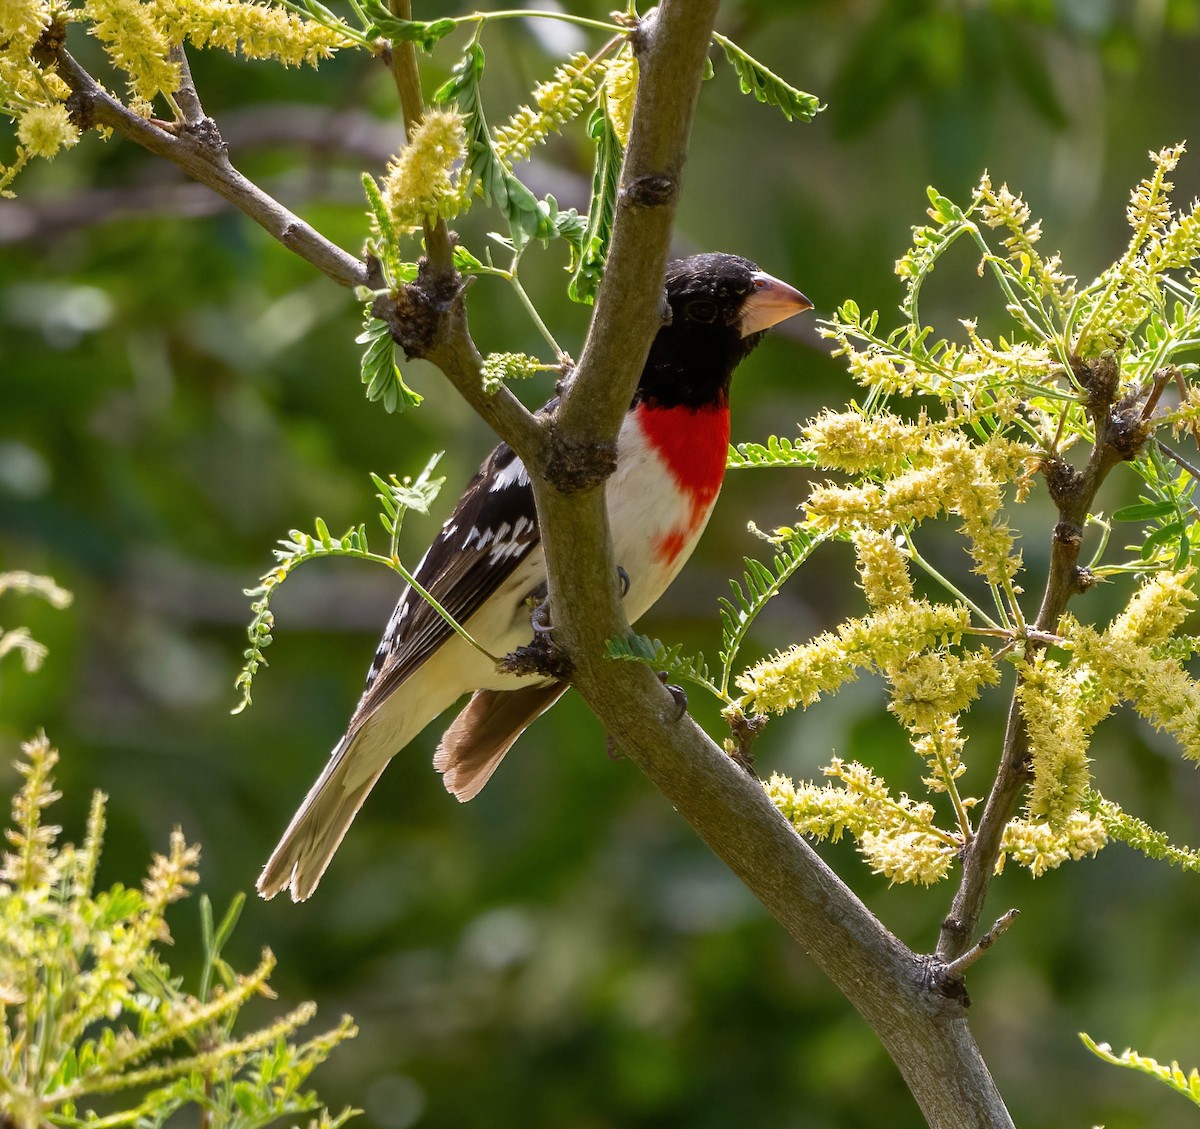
<box><xmin>657</xmin><ymin>671</ymin><xmax>688</xmax><ymax>721</ymax></box>
<box><xmin>530</xmin><ymin>599</ymin><xmax>553</xmax><ymax>635</ymax></box>
<box><xmin>616</xmin><ymin>566</ymin><xmax>630</xmax><ymax>598</ymax></box>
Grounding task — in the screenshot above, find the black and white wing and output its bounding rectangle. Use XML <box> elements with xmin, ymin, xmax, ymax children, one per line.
<box><xmin>349</xmin><ymin>441</ymin><xmax>541</xmax><ymax>725</ymax></box>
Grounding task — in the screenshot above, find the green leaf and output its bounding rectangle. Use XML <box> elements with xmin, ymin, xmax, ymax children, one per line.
<box><xmin>436</xmin><ymin>42</ymin><xmax>559</xmax><ymax>247</ymax></box>
<box><xmin>568</xmin><ymin>106</ymin><xmax>622</xmax><ymax>304</ymax></box>
<box><xmin>452</xmin><ymin>244</ymin><xmax>485</xmax><ymax>273</ymax></box>
<box><xmin>926</xmin><ymin>185</ymin><xmax>963</xmax><ymax>224</ymax></box>
<box><xmin>726</xmin><ymin>436</ymin><xmax>817</xmax><ymax>470</ymax></box>
<box><xmin>1080</xmin><ymin>1033</ymin><xmax>1200</xmax><ymax>1108</ymax></box>
<box><xmin>358</xmin><ymin>311</ymin><xmax>423</xmax><ymax>413</ymax></box>
<box><xmin>359</xmin><ymin>0</ymin><xmax>455</xmax><ymax>50</ymax></box>
<box><xmin>715</xmin><ymin>34</ymin><xmax>822</xmax><ymax>123</ymax></box>
<box><xmin>1141</xmin><ymin>519</ymin><xmax>1184</xmax><ymax>559</ymax></box>
<box><xmin>719</xmin><ymin>527</ymin><xmax>829</xmax><ymax>696</ymax></box>
<box><xmin>606</xmin><ymin>633</ymin><xmax>722</xmax><ymax>699</ymax></box>
<box><xmin>1111</xmin><ymin>499</ymin><xmax>1179</xmax><ymax>521</ymax></box>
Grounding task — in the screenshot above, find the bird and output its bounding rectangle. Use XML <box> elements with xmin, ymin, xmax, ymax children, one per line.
<box><xmin>258</xmin><ymin>252</ymin><xmax>811</xmax><ymax>901</ymax></box>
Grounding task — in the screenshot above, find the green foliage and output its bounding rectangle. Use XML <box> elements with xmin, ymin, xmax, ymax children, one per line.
<box><xmin>356</xmin><ymin>313</ymin><xmax>423</xmax><ymax>414</ymax></box>
<box><xmin>0</xmin><ymin>733</ymin><xmax>356</xmax><ymax>1129</ymax></box>
<box><xmin>0</xmin><ymin>572</ymin><xmax>72</xmax><ymax>675</ymax></box>
<box><xmin>434</xmin><ymin>42</ymin><xmax>561</xmax><ymax>248</ymax></box>
<box><xmin>356</xmin><ymin>1</ymin><xmax>454</xmax><ymax>50</ymax></box>
<box><xmin>717</xmin><ymin>526</ymin><xmax>829</xmax><ymax>699</ymax></box>
<box><xmin>605</xmin><ymin>633</ymin><xmax>721</xmax><ymax>700</ymax></box>
<box><xmin>233</xmin><ymin>454</ymin><xmax>502</xmax><ymax>713</ymax></box>
<box><xmin>360</xmin><ymin>173</ymin><xmax>418</xmax><ymax>291</ymax></box>
<box><xmin>567</xmin><ymin>104</ymin><xmax>623</xmax><ymax>305</ymax></box>
<box><xmin>1089</xmin><ymin>792</ymin><xmax>1200</xmax><ymax>872</ymax></box>
<box><xmin>712</xmin><ymin>33</ymin><xmax>822</xmax><ymax>123</ymax></box>
<box><xmin>1080</xmin><ymin>1034</ymin><xmax>1200</xmax><ymax>1109</ymax></box>
<box><xmin>725</xmin><ymin>436</ymin><xmax>817</xmax><ymax>470</ymax></box>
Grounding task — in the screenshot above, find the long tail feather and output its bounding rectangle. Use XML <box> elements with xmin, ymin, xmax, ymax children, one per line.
<box><xmin>257</xmin><ymin>725</ymin><xmax>394</xmax><ymax>901</ymax></box>
<box><xmin>435</xmin><ymin>683</ymin><xmax>565</xmax><ymax>802</ymax></box>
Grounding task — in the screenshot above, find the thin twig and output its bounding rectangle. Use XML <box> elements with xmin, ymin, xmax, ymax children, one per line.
<box><xmin>169</xmin><ymin>44</ymin><xmax>205</xmax><ymax>127</ymax></box>
<box><xmin>371</xmin><ymin>0</ymin><xmax>545</xmax><ymax>465</ymax></box>
<box><xmin>940</xmin><ymin>907</ymin><xmax>1017</xmax><ymax>979</ymax></box>
<box><xmin>385</xmin><ymin>0</ymin><xmax>454</xmax><ymax>278</ymax></box>
<box><xmin>53</xmin><ymin>49</ymin><xmax>369</xmax><ymax>290</ymax></box>
<box><xmin>1158</xmin><ymin>438</ymin><xmax>1200</xmax><ymax>481</ymax></box>
<box><xmin>942</xmin><ymin>910</ymin><xmax>1020</xmax><ymax>978</ymax></box>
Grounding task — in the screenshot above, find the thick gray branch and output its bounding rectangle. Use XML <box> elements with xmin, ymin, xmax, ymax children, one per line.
<box><xmin>550</xmin><ymin>3</ymin><xmax>718</xmax><ymax>475</ymax></box>
<box><xmin>520</xmin><ymin>4</ymin><xmax>1014</xmax><ymax>1125</ymax></box>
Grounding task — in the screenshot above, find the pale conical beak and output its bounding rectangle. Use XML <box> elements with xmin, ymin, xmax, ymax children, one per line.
<box><xmin>739</xmin><ymin>270</ymin><xmax>813</xmax><ymax>337</ymax></box>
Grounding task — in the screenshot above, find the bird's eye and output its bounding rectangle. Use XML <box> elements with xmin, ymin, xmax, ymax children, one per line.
<box><xmin>686</xmin><ymin>299</ymin><xmax>717</xmax><ymax>323</ymax></box>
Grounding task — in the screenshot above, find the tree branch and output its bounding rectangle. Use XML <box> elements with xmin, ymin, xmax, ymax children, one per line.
<box><xmin>549</xmin><ymin>4</ymin><xmax>718</xmax><ymax>483</ymax></box>
<box><xmin>516</xmin><ymin>4</ymin><xmax>1014</xmax><ymax>1125</ymax></box>
<box><xmin>41</xmin><ymin>7</ymin><xmax>1018</xmax><ymax>1122</ymax></box>
<box><xmin>937</xmin><ymin>355</ymin><xmax>1151</xmax><ymax>962</ymax></box>
<box><xmin>53</xmin><ymin>47</ymin><xmax>368</xmax><ymax>290</ymax></box>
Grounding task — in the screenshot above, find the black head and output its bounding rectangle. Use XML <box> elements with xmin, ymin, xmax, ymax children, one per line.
<box><xmin>637</xmin><ymin>252</ymin><xmax>811</xmax><ymax>410</ymax></box>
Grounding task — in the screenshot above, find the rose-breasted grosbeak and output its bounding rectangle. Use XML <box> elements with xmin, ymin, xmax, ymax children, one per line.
<box><xmin>259</xmin><ymin>252</ymin><xmax>811</xmax><ymax>901</ymax></box>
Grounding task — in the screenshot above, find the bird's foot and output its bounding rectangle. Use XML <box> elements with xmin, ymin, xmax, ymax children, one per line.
<box><xmin>657</xmin><ymin>671</ymin><xmax>688</xmax><ymax>721</ymax></box>
<box><xmin>500</xmin><ymin>591</ymin><xmax>572</xmax><ymax>679</ymax></box>
<box><xmin>604</xmin><ymin>672</ymin><xmax>686</xmax><ymax>759</ymax></box>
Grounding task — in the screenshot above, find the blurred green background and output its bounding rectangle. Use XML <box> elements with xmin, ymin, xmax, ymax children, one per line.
<box><xmin>3</xmin><ymin>2</ymin><xmax>1200</xmax><ymax>1126</ymax></box>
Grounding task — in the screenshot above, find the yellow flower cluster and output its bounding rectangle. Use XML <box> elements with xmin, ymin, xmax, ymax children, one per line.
<box><xmin>736</xmin><ymin>598</ymin><xmax>971</xmax><ymax>715</ymax></box>
<box><xmin>850</xmin><ymin>529</ymin><xmax>913</xmax><ymax>610</ymax></box>
<box><xmin>806</xmin><ymin>428</ymin><xmax>1033</xmax><ymax>587</ymax></box>
<box><xmin>1016</xmin><ymin>651</ymin><xmax>1090</xmax><ymax>830</ymax></box>
<box><xmin>1014</xmin><ymin>570</ymin><xmax>1199</xmax><ymax>835</ymax></box>
<box><xmin>1074</xmin><ymin>144</ymin><xmax>1198</xmax><ymax>356</ymax></box>
<box><xmin>604</xmin><ymin>45</ymin><xmax>637</xmax><ymax>147</ymax></box>
<box><xmin>82</xmin><ymin>0</ymin><xmax>178</xmax><ymax>103</ymax></box>
<box><xmin>887</xmin><ymin>649</ymin><xmax>999</xmax><ymax>735</ymax></box>
<box><xmin>16</xmin><ymin>102</ymin><xmax>79</xmax><ymax>159</ymax></box>
<box><xmin>766</xmin><ymin>762</ymin><xmax>958</xmax><ymax>886</ymax></box>
<box><xmin>381</xmin><ymin>108</ymin><xmax>467</xmax><ymax>234</ymax></box>
<box><xmin>975</xmin><ymin>174</ymin><xmax>1072</xmax><ymax>300</ymax></box>
<box><xmin>74</xmin><ymin>0</ymin><xmax>348</xmax><ymax>105</ymax></box>
<box><xmin>1</xmin><ymin>0</ymin><xmax>49</xmax><ymax>48</ymax></box>
<box><xmin>802</xmin><ymin>408</ymin><xmax>934</xmax><ymax>475</ymax></box>
<box><xmin>999</xmin><ymin>812</ymin><xmax>1107</xmax><ymax>877</ymax></box>
<box><xmin>859</xmin><ymin>829</ymin><xmax>956</xmax><ymax>886</ymax></box>
<box><xmin>161</xmin><ymin>0</ymin><xmax>349</xmax><ymax>67</ymax></box>
<box><xmin>1127</xmin><ymin>144</ymin><xmax>1181</xmax><ymax>235</ymax></box>
<box><xmin>492</xmin><ymin>51</ymin><xmax>605</xmax><ymax>167</ymax></box>
<box><xmin>0</xmin><ymin>0</ymin><xmax>76</xmax><ymax>190</ymax></box>
<box><xmin>1067</xmin><ymin>569</ymin><xmax>1200</xmax><ymax>760</ymax></box>
<box><xmin>913</xmin><ymin>715</ymin><xmax>969</xmax><ymax>798</ymax></box>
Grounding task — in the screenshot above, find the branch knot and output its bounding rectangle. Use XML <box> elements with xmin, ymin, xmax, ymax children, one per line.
<box><xmin>622</xmin><ymin>174</ymin><xmax>677</xmax><ymax>209</ymax></box>
<box><xmin>373</xmin><ymin>259</ymin><xmax>463</xmax><ymax>360</ymax></box>
<box><xmin>544</xmin><ymin>433</ymin><xmax>618</xmax><ymax>494</ymax></box>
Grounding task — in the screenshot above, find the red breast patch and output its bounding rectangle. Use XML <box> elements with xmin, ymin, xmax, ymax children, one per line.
<box><xmin>637</xmin><ymin>403</ymin><xmax>731</xmax><ymax>566</ymax></box>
